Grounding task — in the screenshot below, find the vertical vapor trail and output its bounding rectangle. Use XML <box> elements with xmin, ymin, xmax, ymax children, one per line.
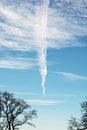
<box><xmin>38</xmin><ymin>47</ymin><xmax>47</xmax><ymax>95</ymax></box>
<box><xmin>35</xmin><ymin>0</ymin><xmax>49</xmax><ymax>95</ymax></box>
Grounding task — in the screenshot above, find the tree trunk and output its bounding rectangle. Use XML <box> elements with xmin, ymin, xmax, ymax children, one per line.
<box><xmin>8</xmin><ymin>122</ymin><xmax>11</xmax><ymax>130</ymax></box>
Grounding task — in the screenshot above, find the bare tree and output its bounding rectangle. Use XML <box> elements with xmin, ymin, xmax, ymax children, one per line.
<box><xmin>0</xmin><ymin>91</ymin><xmax>37</xmax><ymax>130</ymax></box>
<box><xmin>68</xmin><ymin>98</ymin><xmax>87</xmax><ymax>130</ymax></box>
<box><xmin>81</xmin><ymin>98</ymin><xmax>87</xmax><ymax>130</ymax></box>
<box><xmin>68</xmin><ymin>117</ymin><xmax>82</xmax><ymax>130</ymax></box>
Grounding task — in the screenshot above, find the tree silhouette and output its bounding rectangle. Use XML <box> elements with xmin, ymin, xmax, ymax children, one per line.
<box><xmin>0</xmin><ymin>91</ymin><xmax>37</xmax><ymax>130</ymax></box>
<box><xmin>68</xmin><ymin>98</ymin><xmax>87</xmax><ymax>130</ymax></box>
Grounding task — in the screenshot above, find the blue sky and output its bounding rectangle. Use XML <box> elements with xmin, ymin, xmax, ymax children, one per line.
<box><xmin>0</xmin><ymin>0</ymin><xmax>87</xmax><ymax>130</ymax></box>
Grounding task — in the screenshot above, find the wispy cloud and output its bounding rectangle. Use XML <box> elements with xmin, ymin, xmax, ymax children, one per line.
<box><xmin>47</xmin><ymin>94</ymin><xmax>79</xmax><ymax>97</ymax></box>
<box><xmin>0</xmin><ymin>5</ymin><xmax>21</xmax><ymax>21</ymax></box>
<box><xmin>26</xmin><ymin>99</ymin><xmax>65</xmax><ymax>105</ymax></box>
<box><xmin>13</xmin><ymin>92</ymin><xmax>41</xmax><ymax>96</ymax></box>
<box><xmin>0</xmin><ymin>1</ymin><xmax>87</xmax><ymax>50</ymax></box>
<box><xmin>0</xmin><ymin>57</ymin><xmax>36</xmax><ymax>69</ymax></box>
<box><xmin>13</xmin><ymin>92</ymin><xmax>79</xmax><ymax>98</ymax></box>
<box><xmin>57</xmin><ymin>72</ymin><xmax>87</xmax><ymax>81</ymax></box>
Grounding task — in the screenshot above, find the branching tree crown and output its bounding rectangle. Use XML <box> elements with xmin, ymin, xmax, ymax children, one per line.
<box><xmin>0</xmin><ymin>91</ymin><xmax>37</xmax><ymax>130</ymax></box>
<box><xmin>68</xmin><ymin>98</ymin><xmax>87</xmax><ymax>130</ymax></box>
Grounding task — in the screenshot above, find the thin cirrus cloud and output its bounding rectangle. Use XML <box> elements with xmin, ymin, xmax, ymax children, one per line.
<box><xmin>25</xmin><ymin>99</ymin><xmax>66</xmax><ymax>105</ymax></box>
<box><xmin>0</xmin><ymin>57</ymin><xmax>36</xmax><ymax>69</ymax></box>
<box><xmin>13</xmin><ymin>91</ymin><xmax>79</xmax><ymax>97</ymax></box>
<box><xmin>57</xmin><ymin>72</ymin><xmax>87</xmax><ymax>81</ymax></box>
<box><xmin>0</xmin><ymin>0</ymin><xmax>87</xmax><ymax>94</ymax></box>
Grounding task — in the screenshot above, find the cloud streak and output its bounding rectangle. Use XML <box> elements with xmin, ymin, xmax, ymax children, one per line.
<box><xmin>13</xmin><ymin>91</ymin><xmax>79</xmax><ymax>98</ymax></box>
<box><xmin>0</xmin><ymin>57</ymin><xmax>36</xmax><ymax>69</ymax></box>
<box><xmin>26</xmin><ymin>99</ymin><xmax>65</xmax><ymax>105</ymax></box>
<box><xmin>57</xmin><ymin>72</ymin><xmax>87</xmax><ymax>81</ymax></box>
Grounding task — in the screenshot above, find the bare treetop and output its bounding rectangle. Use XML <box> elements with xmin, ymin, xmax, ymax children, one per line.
<box><xmin>0</xmin><ymin>91</ymin><xmax>37</xmax><ymax>130</ymax></box>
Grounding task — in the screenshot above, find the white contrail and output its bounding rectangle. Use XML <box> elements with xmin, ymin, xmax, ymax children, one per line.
<box><xmin>38</xmin><ymin>47</ymin><xmax>47</xmax><ymax>95</ymax></box>
<box><xmin>35</xmin><ymin>0</ymin><xmax>49</xmax><ymax>95</ymax></box>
